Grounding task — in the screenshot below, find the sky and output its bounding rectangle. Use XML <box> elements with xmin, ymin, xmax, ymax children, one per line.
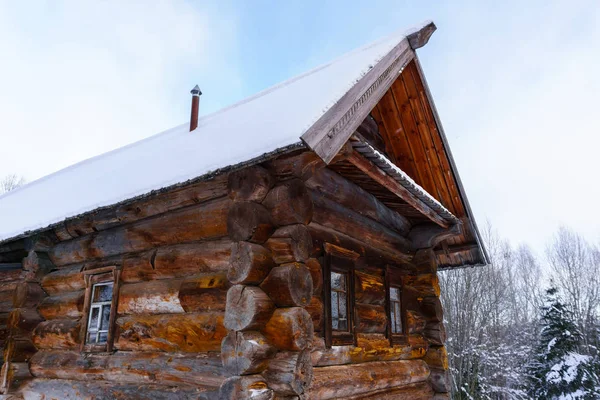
<box><xmin>0</xmin><ymin>0</ymin><xmax>599</xmax><ymax>256</ymax></box>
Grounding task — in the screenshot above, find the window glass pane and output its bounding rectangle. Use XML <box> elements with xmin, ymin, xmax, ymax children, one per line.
<box><xmin>331</xmin><ymin>291</ymin><xmax>339</xmax><ymax>329</ymax></box>
<box><xmin>89</xmin><ymin>306</ymin><xmax>100</xmax><ymax>332</ymax></box>
<box><xmin>98</xmin><ymin>332</ymin><xmax>108</xmax><ymax>344</ymax></box>
<box><xmin>331</xmin><ymin>272</ymin><xmax>345</xmax><ymax>290</ymax></box>
<box><xmin>100</xmin><ymin>305</ymin><xmax>111</xmax><ymax>330</ymax></box>
<box><xmin>338</xmin><ymin>292</ymin><xmax>348</xmax><ymax>331</ymax></box>
<box><xmin>87</xmin><ymin>332</ymin><xmax>97</xmax><ymax>344</ymax></box>
<box><xmin>391</xmin><ymin>301</ymin><xmax>402</xmax><ymax>333</ymax></box>
<box><xmin>390</xmin><ymin>287</ymin><xmax>400</xmax><ymax>301</ymax></box>
<box><xmin>93</xmin><ymin>283</ymin><xmax>113</xmax><ymax>302</ymax></box>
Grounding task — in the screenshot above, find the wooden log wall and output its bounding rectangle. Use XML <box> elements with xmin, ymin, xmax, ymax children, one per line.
<box><xmin>0</xmin><ymin>237</ymin><xmax>51</xmax><ymax>395</ymax></box>
<box><xmin>268</xmin><ymin>151</ymin><xmax>452</xmax><ymax>399</ymax></box>
<box><xmin>220</xmin><ymin>166</ymin><xmax>315</xmax><ymax>399</ymax></box>
<box><xmin>18</xmin><ymin>175</ymin><xmax>235</xmax><ymax>398</ymax></box>
<box><xmin>1</xmin><ymin>149</ymin><xmax>452</xmax><ymax>398</ymax></box>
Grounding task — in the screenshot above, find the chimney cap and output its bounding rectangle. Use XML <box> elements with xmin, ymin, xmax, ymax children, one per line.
<box><xmin>191</xmin><ymin>85</ymin><xmax>202</xmax><ymax>96</ymax></box>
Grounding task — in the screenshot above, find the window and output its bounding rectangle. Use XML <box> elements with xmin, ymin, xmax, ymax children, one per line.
<box><xmin>323</xmin><ymin>243</ymin><xmax>358</xmax><ymax>347</ymax></box>
<box><xmin>80</xmin><ymin>266</ymin><xmax>121</xmax><ymax>352</ymax></box>
<box><xmin>385</xmin><ymin>266</ymin><xmax>406</xmax><ymax>345</ymax></box>
<box><xmin>389</xmin><ymin>286</ymin><xmax>402</xmax><ymax>334</ymax></box>
<box><xmin>86</xmin><ymin>282</ymin><xmax>114</xmax><ymax>344</ymax></box>
<box><xmin>330</xmin><ymin>271</ymin><xmax>349</xmax><ymax>331</ymax></box>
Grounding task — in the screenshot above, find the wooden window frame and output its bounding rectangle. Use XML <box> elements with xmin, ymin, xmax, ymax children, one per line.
<box><xmin>323</xmin><ymin>243</ymin><xmax>359</xmax><ymax>348</ymax></box>
<box><xmin>80</xmin><ymin>265</ymin><xmax>121</xmax><ymax>353</ymax></box>
<box><xmin>385</xmin><ymin>266</ymin><xmax>407</xmax><ymax>345</ymax></box>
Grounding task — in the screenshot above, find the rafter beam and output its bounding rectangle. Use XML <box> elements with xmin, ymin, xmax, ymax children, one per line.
<box><xmin>346</xmin><ymin>150</ymin><xmax>450</xmax><ymax>228</ymax></box>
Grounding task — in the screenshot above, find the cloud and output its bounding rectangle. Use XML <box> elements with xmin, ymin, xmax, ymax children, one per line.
<box><xmin>0</xmin><ymin>1</ymin><xmax>241</xmax><ymax>181</ymax></box>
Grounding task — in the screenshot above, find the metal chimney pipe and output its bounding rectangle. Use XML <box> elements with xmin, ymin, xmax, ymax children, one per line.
<box><xmin>190</xmin><ymin>85</ymin><xmax>202</xmax><ymax>132</ymax></box>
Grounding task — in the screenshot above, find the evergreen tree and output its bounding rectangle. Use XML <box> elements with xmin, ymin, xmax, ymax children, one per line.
<box><xmin>528</xmin><ymin>286</ymin><xmax>598</xmax><ymax>399</ymax></box>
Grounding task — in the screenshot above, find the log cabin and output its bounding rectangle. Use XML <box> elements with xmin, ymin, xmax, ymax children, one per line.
<box><xmin>0</xmin><ymin>21</ymin><xmax>487</xmax><ymax>399</ymax></box>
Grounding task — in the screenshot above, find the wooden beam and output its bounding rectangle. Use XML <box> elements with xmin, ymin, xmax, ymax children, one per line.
<box><xmin>434</xmin><ymin>243</ymin><xmax>479</xmax><ymax>256</ymax></box>
<box><xmin>346</xmin><ymin>150</ymin><xmax>449</xmax><ymax>228</ymax></box>
<box><xmin>301</xmin><ymin>38</ymin><xmax>415</xmax><ymax>164</ymax></box>
<box><xmin>406</xmin><ymin>21</ymin><xmax>436</xmax><ymax>49</ymax></box>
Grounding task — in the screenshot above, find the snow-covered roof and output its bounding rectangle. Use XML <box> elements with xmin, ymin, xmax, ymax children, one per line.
<box><xmin>0</xmin><ymin>21</ymin><xmax>434</xmax><ymax>244</ymax></box>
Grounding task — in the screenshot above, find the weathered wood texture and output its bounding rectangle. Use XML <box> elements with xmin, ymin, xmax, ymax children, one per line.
<box><xmin>263</xmin><ymin>308</ymin><xmax>313</xmax><ymax>351</ymax></box>
<box><xmin>354</xmin><ymin>304</ymin><xmax>387</xmax><ymax>333</ymax></box>
<box><xmin>221</xmin><ymin>331</ymin><xmax>276</xmax><ymax>375</ymax></box>
<box><xmin>228</xmin><ymin>166</ymin><xmax>275</xmax><ymax>203</ymax></box>
<box><xmin>311</xmin><ymin>333</ymin><xmax>428</xmax><ymax>367</ymax></box>
<box><xmin>306</xmin><ymin>167</ymin><xmax>410</xmax><ymax>235</ymax></box>
<box><xmin>228</xmin><ymin>242</ymin><xmax>274</xmax><ymax>285</ymax></box>
<box><xmin>115</xmin><ymin>312</ymin><xmax>226</xmax><ymax>352</ymax></box>
<box><xmin>29</xmin><ymin>350</ymin><xmax>226</xmax><ymax>387</ymax></box>
<box><xmin>49</xmin><ymin>197</ymin><xmax>230</xmax><ymax>266</ymax></box>
<box><xmin>21</xmin><ymin>379</ymin><xmax>219</xmax><ymax>400</ymax></box>
<box><xmin>42</xmin><ymin>239</ymin><xmax>232</xmax><ymax>293</ymax></box>
<box><xmin>262</xmin><ymin>351</ymin><xmax>313</xmax><ymax>396</ymax></box>
<box><xmin>227</xmin><ymin>202</ymin><xmax>274</xmax><ymax>243</ymax></box>
<box><xmin>32</xmin><ymin>320</ymin><xmax>80</xmax><ymax>350</ymax></box>
<box><xmin>305</xmin><ymin>258</ymin><xmax>322</xmax><ymax>295</ymax></box>
<box><xmin>306</xmin><ymin>360</ymin><xmax>429</xmax><ymax>399</ymax></box>
<box><xmin>342</xmin><ymin>381</ymin><xmax>434</xmax><ymax>400</ymax></box>
<box><xmin>262</xmin><ymin>180</ymin><xmax>313</xmax><ymax>226</ymax></box>
<box><xmin>117</xmin><ymin>273</ymin><xmax>228</xmax><ymax>314</ymax></box>
<box><xmin>265</xmin><ymin>225</ymin><xmax>312</xmax><ymax>264</ymax></box>
<box><xmin>37</xmin><ymin>291</ymin><xmax>84</xmax><ymax>320</ymax></box>
<box><xmin>354</xmin><ymin>271</ymin><xmax>385</xmax><ymax>306</ymax></box>
<box><xmin>224</xmin><ymin>285</ymin><xmax>275</xmax><ymax>332</ymax></box>
<box><xmin>219</xmin><ymin>375</ymin><xmax>274</xmax><ymax>400</ymax></box>
<box><xmin>260</xmin><ymin>263</ymin><xmax>313</xmax><ymax>308</ymax></box>
<box><xmin>54</xmin><ymin>173</ymin><xmax>228</xmax><ymax>239</ymax></box>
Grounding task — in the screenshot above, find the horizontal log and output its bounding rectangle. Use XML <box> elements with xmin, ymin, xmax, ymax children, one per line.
<box><xmin>49</xmin><ymin>197</ymin><xmax>231</xmax><ymax>266</ymax></box>
<box><xmin>37</xmin><ymin>290</ymin><xmax>84</xmax><ymax>320</ymax></box>
<box><xmin>7</xmin><ymin>309</ymin><xmax>43</xmax><ymax>339</ymax></box>
<box><xmin>43</xmin><ymin>239</ymin><xmax>233</xmax><ymax>293</ymax></box>
<box><xmin>30</xmin><ymin>350</ymin><xmax>226</xmax><ymax>387</ymax></box>
<box><xmin>260</xmin><ymin>263</ymin><xmax>312</xmax><ymax>307</ymax></box>
<box><xmin>406</xmin><ymin>310</ymin><xmax>427</xmax><ymax>335</ymax></box>
<box><xmin>228</xmin><ymin>242</ymin><xmax>274</xmax><ymax>285</ymax></box>
<box><xmin>306</xmin><ymin>360</ymin><xmax>430</xmax><ymax>399</ymax></box>
<box><xmin>262</xmin><ymin>179</ymin><xmax>313</xmax><ymax>226</ymax></box>
<box><xmin>306</xmin><ymin>167</ymin><xmax>410</xmax><ymax>235</ymax></box>
<box><xmin>344</xmin><ymin>381</ymin><xmax>434</xmax><ymax>400</ymax></box>
<box><xmin>1</xmin><ymin>361</ymin><xmax>32</xmax><ymax>391</ymax></box>
<box><xmin>32</xmin><ymin>319</ymin><xmax>81</xmax><ymax>350</ymax></box>
<box><xmin>355</xmin><ymin>303</ymin><xmax>387</xmax><ymax>333</ymax></box>
<box><xmin>424</xmin><ymin>322</ymin><xmax>447</xmax><ymax>346</ymax></box>
<box><xmin>421</xmin><ymin>296</ymin><xmax>443</xmax><ymax>322</ymax></box>
<box><xmin>305</xmin><ymin>296</ymin><xmax>323</xmax><ymax>332</ymax></box>
<box><xmin>228</xmin><ymin>166</ymin><xmax>274</xmax><ymax>203</ymax></box>
<box><xmin>224</xmin><ymin>285</ymin><xmax>275</xmax><ymax>332</ymax></box>
<box><xmin>310</xmin><ymin>333</ymin><xmax>424</xmax><ymax>367</ymax></box>
<box><xmin>429</xmin><ymin>367</ymin><xmax>451</xmax><ymax>393</ymax></box>
<box><xmin>354</xmin><ymin>271</ymin><xmax>385</xmax><ymax>306</ymax></box>
<box><xmin>267</xmin><ymin>150</ymin><xmax>325</xmax><ymax>181</ymax></box>
<box><xmin>263</xmin><ymin>350</ymin><xmax>313</xmax><ymax>396</ymax></box>
<box><xmin>13</xmin><ymin>282</ymin><xmax>47</xmax><ymax>309</ymax></box>
<box><xmin>219</xmin><ymin>375</ymin><xmax>274</xmax><ymax>400</ymax></box>
<box><xmin>60</xmin><ymin>174</ymin><xmax>229</xmax><ymax>238</ymax></box>
<box><xmin>308</xmin><ymin>223</ymin><xmax>410</xmax><ymax>265</ymax></box>
<box><xmin>117</xmin><ymin>273</ymin><xmax>228</xmax><ymax>314</ymax></box>
<box><xmin>265</xmin><ymin>225</ymin><xmax>312</xmax><ymax>264</ymax></box>
<box><xmin>310</xmin><ymin>191</ymin><xmax>412</xmax><ymax>258</ymax></box>
<box><xmin>21</xmin><ymin>378</ymin><xmax>220</xmax><ymax>400</ymax></box>
<box><xmin>423</xmin><ymin>346</ymin><xmax>448</xmax><ymax>370</ymax></box>
<box><xmin>404</xmin><ymin>274</ymin><xmax>440</xmax><ymax>297</ymax></box>
<box><xmin>228</xmin><ymin>201</ymin><xmax>274</xmax><ymax>243</ymax></box>
<box><xmin>263</xmin><ymin>308</ymin><xmax>313</xmax><ymax>351</ymax></box>
<box><xmin>221</xmin><ymin>331</ymin><xmax>276</xmax><ymax>375</ymax></box>
<box><xmin>4</xmin><ymin>338</ymin><xmax>37</xmax><ymax>362</ymax></box>
<box><xmin>116</xmin><ymin>313</ymin><xmax>226</xmax><ymax>352</ymax></box>
<box><xmin>305</xmin><ymin>258</ymin><xmax>322</xmax><ymax>295</ymax></box>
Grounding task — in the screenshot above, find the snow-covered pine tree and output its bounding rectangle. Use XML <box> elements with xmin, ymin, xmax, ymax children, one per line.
<box><xmin>528</xmin><ymin>286</ymin><xmax>599</xmax><ymax>399</ymax></box>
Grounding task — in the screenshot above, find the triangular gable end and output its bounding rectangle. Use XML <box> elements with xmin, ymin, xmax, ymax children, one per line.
<box><xmin>302</xmin><ymin>22</ymin><xmax>488</xmax><ymax>269</ymax></box>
